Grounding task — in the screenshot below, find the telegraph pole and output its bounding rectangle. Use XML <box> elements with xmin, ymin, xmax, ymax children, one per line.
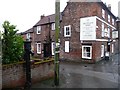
<box><xmin>54</xmin><ymin>0</ymin><xmax>60</xmax><ymax>86</ymax></box>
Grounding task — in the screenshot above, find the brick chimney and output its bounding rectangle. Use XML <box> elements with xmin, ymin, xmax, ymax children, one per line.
<box><xmin>40</xmin><ymin>14</ymin><xmax>45</xmax><ymax>19</ymax></box>
<box><xmin>118</xmin><ymin>1</ymin><xmax>120</xmax><ymax>19</ymax></box>
<box><xmin>108</xmin><ymin>4</ymin><xmax>111</xmax><ymax>11</ymax></box>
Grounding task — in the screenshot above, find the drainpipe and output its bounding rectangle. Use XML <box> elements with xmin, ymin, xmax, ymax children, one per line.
<box><xmin>116</xmin><ymin>19</ymin><xmax>120</xmax><ymax>54</ymax></box>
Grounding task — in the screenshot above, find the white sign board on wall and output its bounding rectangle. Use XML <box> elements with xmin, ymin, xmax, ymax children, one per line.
<box><xmin>80</xmin><ymin>16</ymin><xmax>96</xmax><ymax>40</ymax></box>
<box><xmin>112</xmin><ymin>31</ymin><xmax>118</xmax><ymax>39</ymax></box>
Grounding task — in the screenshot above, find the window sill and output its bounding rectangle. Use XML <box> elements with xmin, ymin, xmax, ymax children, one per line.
<box><xmin>37</xmin><ymin>33</ymin><xmax>41</xmax><ymax>35</ymax></box>
<box><xmin>37</xmin><ymin>52</ymin><xmax>41</xmax><ymax>54</ymax></box>
<box><xmin>64</xmin><ymin>36</ymin><xmax>71</xmax><ymax>37</ymax></box>
<box><xmin>82</xmin><ymin>57</ymin><xmax>92</xmax><ymax>60</ymax></box>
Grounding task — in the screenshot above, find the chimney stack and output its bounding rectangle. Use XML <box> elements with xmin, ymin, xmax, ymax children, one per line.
<box><xmin>40</xmin><ymin>14</ymin><xmax>45</xmax><ymax>19</ymax></box>
<box><xmin>118</xmin><ymin>1</ymin><xmax>120</xmax><ymax>19</ymax></box>
<box><xmin>108</xmin><ymin>4</ymin><xmax>111</xmax><ymax>11</ymax></box>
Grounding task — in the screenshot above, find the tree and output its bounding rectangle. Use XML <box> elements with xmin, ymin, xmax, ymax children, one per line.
<box><xmin>2</xmin><ymin>21</ymin><xmax>24</xmax><ymax>64</ymax></box>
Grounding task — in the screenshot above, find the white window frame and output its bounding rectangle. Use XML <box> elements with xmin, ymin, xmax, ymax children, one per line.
<box><xmin>37</xmin><ymin>26</ymin><xmax>41</xmax><ymax>34</ymax></box>
<box><xmin>37</xmin><ymin>43</ymin><xmax>41</xmax><ymax>54</ymax></box>
<box><xmin>51</xmin><ymin>23</ymin><xmax>55</xmax><ymax>30</ymax></box>
<box><xmin>108</xmin><ymin>14</ymin><xmax>110</xmax><ymax>23</ymax></box>
<box><xmin>82</xmin><ymin>45</ymin><xmax>92</xmax><ymax>59</ymax></box>
<box><xmin>112</xmin><ymin>18</ymin><xmax>114</xmax><ymax>25</ymax></box>
<box><xmin>51</xmin><ymin>42</ymin><xmax>55</xmax><ymax>55</ymax></box>
<box><xmin>105</xmin><ymin>28</ymin><xmax>108</xmax><ymax>37</ymax></box>
<box><xmin>101</xmin><ymin>23</ymin><xmax>104</xmax><ymax>37</ymax></box>
<box><xmin>26</xmin><ymin>33</ymin><xmax>30</xmax><ymax>40</ymax></box>
<box><xmin>107</xmin><ymin>27</ymin><xmax>110</xmax><ymax>38</ymax></box>
<box><xmin>65</xmin><ymin>41</ymin><xmax>69</xmax><ymax>52</ymax></box>
<box><xmin>112</xmin><ymin>44</ymin><xmax>114</xmax><ymax>53</ymax></box>
<box><xmin>64</xmin><ymin>25</ymin><xmax>71</xmax><ymax>37</ymax></box>
<box><xmin>101</xmin><ymin>45</ymin><xmax>104</xmax><ymax>57</ymax></box>
<box><xmin>102</xmin><ymin>9</ymin><xmax>105</xmax><ymax>19</ymax></box>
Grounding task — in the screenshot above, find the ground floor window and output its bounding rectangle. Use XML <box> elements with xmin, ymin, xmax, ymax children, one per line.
<box><xmin>101</xmin><ymin>45</ymin><xmax>104</xmax><ymax>57</ymax></box>
<box><xmin>51</xmin><ymin>42</ymin><xmax>55</xmax><ymax>55</ymax></box>
<box><xmin>82</xmin><ymin>45</ymin><xmax>92</xmax><ymax>59</ymax></box>
<box><xmin>37</xmin><ymin>43</ymin><xmax>41</xmax><ymax>54</ymax></box>
<box><xmin>65</xmin><ymin>41</ymin><xmax>69</xmax><ymax>52</ymax></box>
<box><xmin>112</xmin><ymin>44</ymin><xmax>114</xmax><ymax>53</ymax></box>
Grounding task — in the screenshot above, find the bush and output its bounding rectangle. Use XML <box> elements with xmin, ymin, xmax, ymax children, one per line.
<box><xmin>2</xmin><ymin>21</ymin><xmax>24</xmax><ymax>64</ymax></box>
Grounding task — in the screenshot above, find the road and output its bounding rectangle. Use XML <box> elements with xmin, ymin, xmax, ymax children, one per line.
<box><xmin>31</xmin><ymin>54</ymin><xmax>119</xmax><ymax>89</ymax></box>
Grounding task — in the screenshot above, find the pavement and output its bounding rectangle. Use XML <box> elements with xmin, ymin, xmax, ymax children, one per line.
<box><xmin>30</xmin><ymin>54</ymin><xmax>119</xmax><ymax>89</ymax></box>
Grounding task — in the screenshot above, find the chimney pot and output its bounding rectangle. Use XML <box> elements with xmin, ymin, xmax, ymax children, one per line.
<box><xmin>108</xmin><ymin>4</ymin><xmax>111</xmax><ymax>11</ymax></box>
<box><xmin>41</xmin><ymin>14</ymin><xmax>45</xmax><ymax>19</ymax></box>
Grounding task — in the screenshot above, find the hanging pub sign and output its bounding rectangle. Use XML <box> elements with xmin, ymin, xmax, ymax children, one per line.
<box><xmin>80</xmin><ymin>16</ymin><xmax>96</xmax><ymax>40</ymax></box>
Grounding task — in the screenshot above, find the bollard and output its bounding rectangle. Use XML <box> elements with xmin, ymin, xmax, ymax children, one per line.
<box><xmin>105</xmin><ymin>52</ymin><xmax>109</xmax><ymax>61</ymax></box>
<box><xmin>24</xmin><ymin>41</ymin><xmax>33</xmax><ymax>89</ymax></box>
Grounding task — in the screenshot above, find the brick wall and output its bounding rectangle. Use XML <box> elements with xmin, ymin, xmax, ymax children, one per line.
<box><xmin>60</xmin><ymin>2</ymin><xmax>99</xmax><ymax>63</ymax></box>
<box><xmin>60</xmin><ymin>2</ymin><xmax>116</xmax><ymax>63</ymax></box>
<box><xmin>2</xmin><ymin>61</ymin><xmax>54</xmax><ymax>88</ymax></box>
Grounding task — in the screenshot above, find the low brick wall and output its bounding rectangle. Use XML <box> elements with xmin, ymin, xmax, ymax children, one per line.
<box><xmin>2</xmin><ymin>61</ymin><xmax>54</xmax><ymax>88</ymax></box>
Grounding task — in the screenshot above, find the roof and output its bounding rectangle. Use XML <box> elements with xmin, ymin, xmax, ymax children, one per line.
<box><xmin>98</xmin><ymin>1</ymin><xmax>117</xmax><ymax>20</ymax></box>
<box><xmin>34</xmin><ymin>13</ymin><xmax>62</xmax><ymax>26</ymax></box>
<box><xmin>20</xmin><ymin>28</ymin><xmax>33</xmax><ymax>35</ymax></box>
<box><xmin>24</xmin><ymin>28</ymin><xmax>33</xmax><ymax>33</ymax></box>
<box><xmin>64</xmin><ymin>0</ymin><xmax>117</xmax><ymax>20</ymax></box>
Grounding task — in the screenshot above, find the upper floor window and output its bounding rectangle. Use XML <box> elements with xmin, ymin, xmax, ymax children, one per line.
<box><xmin>104</xmin><ymin>27</ymin><xmax>110</xmax><ymax>38</ymax></box>
<box><xmin>64</xmin><ymin>25</ymin><xmax>71</xmax><ymax>37</ymax></box>
<box><xmin>26</xmin><ymin>33</ymin><xmax>30</xmax><ymax>41</ymax></box>
<box><xmin>108</xmin><ymin>14</ymin><xmax>110</xmax><ymax>23</ymax></box>
<box><xmin>51</xmin><ymin>23</ymin><xmax>55</xmax><ymax>30</ymax></box>
<box><xmin>107</xmin><ymin>27</ymin><xmax>110</xmax><ymax>38</ymax></box>
<box><xmin>101</xmin><ymin>23</ymin><xmax>104</xmax><ymax>37</ymax></box>
<box><xmin>112</xmin><ymin>18</ymin><xmax>114</xmax><ymax>25</ymax></box>
<box><xmin>37</xmin><ymin>26</ymin><xmax>41</xmax><ymax>34</ymax></box>
<box><xmin>102</xmin><ymin>9</ymin><xmax>105</xmax><ymax>19</ymax></box>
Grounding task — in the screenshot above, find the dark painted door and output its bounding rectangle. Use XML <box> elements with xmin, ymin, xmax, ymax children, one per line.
<box><xmin>44</xmin><ymin>43</ymin><xmax>51</xmax><ymax>58</ymax></box>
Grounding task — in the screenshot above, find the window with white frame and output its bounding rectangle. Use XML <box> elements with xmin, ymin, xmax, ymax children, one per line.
<box><xmin>104</xmin><ymin>28</ymin><xmax>109</xmax><ymax>37</ymax></box>
<box><xmin>102</xmin><ymin>9</ymin><xmax>105</xmax><ymax>19</ymax></box>
<box><xmin>51</xmin><ymin>23</ymin><xmax>55</xmax><ymax>30</ymax></box>
<box><xmin>112</xmin><ymin>18</ymin><xmax>114</xmax><ymax>25</ymax></box>
<box><xmin>51</xmin><ymin>42</ymin><xmax>55</xmax><ymax>55</ymax></box>
<box><xmin>107</xmin><ymin>27</ymin><xmax>110</xmax><ymax>38</ymax></box>
<box><xmin>65</xmin><ymin>41</ymin><xmax>69</xmax><ymax>52</ymax></box>
<box><xmin>64</xmin><ymin>25</ymin><xmax>71</xmax><ymax>37</ymax></box>
<box><xmin>26</xmin><ymin>33</ymin><xmax>30</xmax><ymax>40</ymax></box>
<box><xmin>101</xmin><ymin>23</ymin><xmax>104</xmax><ymax>37</ymax></box>
<box><xmin>82</xmin><ymin>45</ymin><xmax>92</xmax><ymax>59</ymax></box>
<box><xmin>37</xmin><ymin>43</ymin><xmax>41</xmax><ymax>54</ymax></box>
<box><xmin>37</xmin><ymin>26</ymin><xmax>41</xmax><ymax>34</ymax></box>
<box><xmin>108</xmin><ymin>14</ymin><xmax>110</xmax><ymax>23</ymax></box>
<box><xmin>101</xmin><ymin>45</ymin><xmax>104</xmax><ymax>57</ymax></box>
<box><xmin>112</xmin><ymin>44</ymin><xmax>114</xmax><ymax>53</ymax></box>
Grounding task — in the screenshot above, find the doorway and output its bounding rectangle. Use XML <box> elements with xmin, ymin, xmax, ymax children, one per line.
<box><xmin>44</xmin><ymin>43</ymin><xmax>51</xmax><ymax>58</ymax></box>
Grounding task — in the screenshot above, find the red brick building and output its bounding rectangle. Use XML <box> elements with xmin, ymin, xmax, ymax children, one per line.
<box><xmin>21</xmin><ymin>1</ymin><xmax>117</xmax><ymax>63</ymax></box>
<box><xmin>20</xmin><ymin>28</ymin><xmax>34</xmax><ymax>51</ymax></box>
<box><xmin>21</xmin><ymin>14</ymin><xmax>62</xmax><ymax>58</ymax></box>
<box><xmin>60</xmin><ymin>1</ymin><xmax>117</xmax><ymax>63</ymax></box>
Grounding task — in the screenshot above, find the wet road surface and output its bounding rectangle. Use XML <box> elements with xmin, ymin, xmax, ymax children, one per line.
<box><xmin>31</xmin><ymin>54</ymin><xmax>119</xmax><ymax>88</ymax></box>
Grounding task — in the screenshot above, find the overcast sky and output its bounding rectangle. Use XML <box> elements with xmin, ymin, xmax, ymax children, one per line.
<box><xmin>0</xmin><ymin>0</ymin><xmax>119</xmax><ymax>33</ymax></box>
